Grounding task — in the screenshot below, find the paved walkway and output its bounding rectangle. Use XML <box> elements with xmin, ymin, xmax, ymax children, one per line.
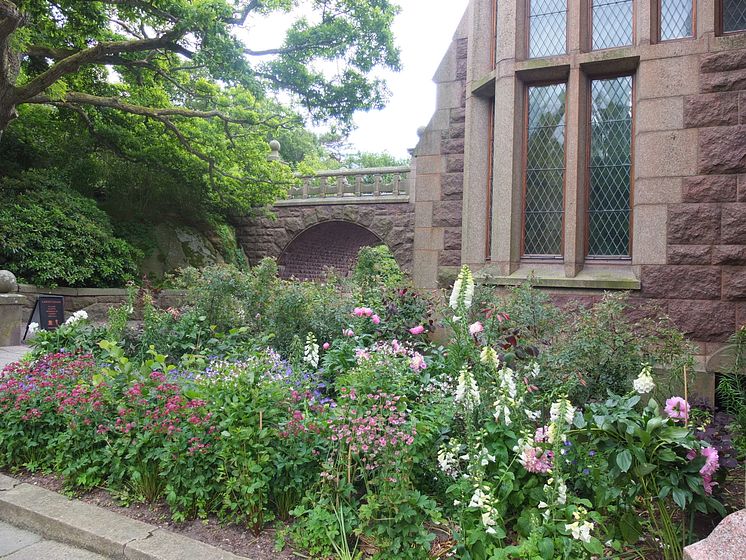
<box><xmin>0</xmin><ymin>521</ymin><xmax>109</xmax><ymax>559</ymax></box>
<box><xmin>0</xmin><ymin>346</ymin><xmax>27</xmax><ymax>370</ymax></box>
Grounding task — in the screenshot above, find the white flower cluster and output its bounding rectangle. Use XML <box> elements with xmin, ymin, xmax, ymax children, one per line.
<box><xmin>538</xmin><ymin>477</ymin><xmax>568</xmax><ymax>520</ymax></box>
<box><xmin>550</xmin><ymin>398</ymin><xmax>576</xmax><ymax>427</ymax></box>
<box><xmin>455</xmin><ymin>365</ymin><xmax>480</xmax><ymax>411</ymax></box>
<box><xmin>633</xmin><ymin>363</ymin><xmax>656</xmax><ymax>394</ymax></box>
<box><xmin>468</xmin><ymin>485</ymin><xmax>500</xmax><ymax>535</ymax></box>
<box><xmin>28</xmin><ymin>322</ymin><xmax>40</xmax><ymax>335</ymax></box>
<box><xmin>64</xmin><ymin>310</ymin><xmax>88</xmax><ymax>326</ymax></box>
<box><xmin>565</xmin><ymin>507</ymin><xmax>594</xmax><ymax>543</ymax></box>
<box><xmin>492</xmin><ymin>366</ymin><xmax>519</xmax><ymax>426</ymax></box>
<box><xmin>303</xmin><ymin>332</ymin><xmax>319</xmax><ymax>368</ymax></box>
<box><xmin>449</xmin><ymin>265</ymin><xmax>474</xmax><ymax>313</ymax></box>
<box><xmin>479</xmin><ymin>346</ymin><xmax>499</xmax><ymax>368</ymax></box>
<box><xmin>437</xmin><ymin>440</ymin><xmax>462</xmax><ymax>478</ymax></box>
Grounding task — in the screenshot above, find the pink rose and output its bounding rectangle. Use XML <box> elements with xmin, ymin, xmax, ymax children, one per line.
<box><xmin>371</xmin><ymin>314</ymin><xmax>381</xmax><ymax>325</ymax></box>
<box><xmin>409</xmin><ymin>325</ymin><xmax>425</xmax><ymax>335</ymax></box>
<box><xmin>322</xmin><ymin>342</ymin><xmax>330</xmax><ymax>350</ymax></box>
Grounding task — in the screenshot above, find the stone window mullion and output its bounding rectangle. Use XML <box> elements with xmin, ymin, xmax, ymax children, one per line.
<box><xmin>562</xmin><ymin>67</ymin><xmax>587</xmax><ymax>277</ymax></box>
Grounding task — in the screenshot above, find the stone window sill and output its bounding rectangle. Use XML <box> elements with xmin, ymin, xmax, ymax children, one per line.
<box><xmin>475</xmin><ymin>265</ymin><xmax>641</xmax><ymax>291</ymax></box>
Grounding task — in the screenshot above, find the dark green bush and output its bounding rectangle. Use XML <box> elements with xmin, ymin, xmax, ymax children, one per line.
<box><xmin>0</xmin><ymin>171</ymin><xmax>141</xmax><ymax>287</ymax></box>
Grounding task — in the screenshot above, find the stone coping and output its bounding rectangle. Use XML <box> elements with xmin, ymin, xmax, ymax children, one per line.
<box><xmin>15</xmin><ymin>285</ymin><xmax>186</xmax><ymax>297</ymax></box>
<box><xmin>276</xmin><ymin>195</ymin><xmax>411</xmax><ymax>206</ymax></box>
<box><xmin>475</xmin><ymin>265</ymin><xmax>642</xmax><ymax>291</ymax></box>
<box><xmin>0</xmin><ymin>474</ymin><xmax>249</xmax><ymax>560</ymax></box>
<box><xmin>0</xmin><ymin>294</ymin><xmax>25</xmax><ymax>305</ymax></box>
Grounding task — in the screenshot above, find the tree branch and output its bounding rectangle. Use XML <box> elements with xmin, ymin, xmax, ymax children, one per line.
<box><xmin>16</xmin><ymin>32</ymin><xmax>191</xmax><ymax>102</ymax></box>
<box><xmin>25</xmin><ymin>91</ymin><xmax>258</xmax><ymax>125</ymax></box>
<box><xmin>244</xmin><ymin>38</ymin><xmax>346</xmax><ymax>57</ymax></box>
<box><xmin>224</xmin><ymin>0</ymin><xmax>261</xmax><ymax>25</ymax></box>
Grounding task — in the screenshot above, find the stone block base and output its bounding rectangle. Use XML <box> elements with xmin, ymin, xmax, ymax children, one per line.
<box><xmin>0</xmin><ymin>295</ymin><xmax>24</xmax><ymax>346</ymax></box>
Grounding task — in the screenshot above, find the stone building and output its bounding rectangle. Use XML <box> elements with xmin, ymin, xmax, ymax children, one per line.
<box><xmin>411</xmin><ymin>0</ymin><xmax>746</xmax><ymax>381</ymax></box>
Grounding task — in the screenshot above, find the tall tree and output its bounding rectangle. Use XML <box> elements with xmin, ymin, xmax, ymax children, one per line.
<box><xmin>0</xmin><ymin>0</ymin><xmax>401</xmax><ymax>194</ymax></box>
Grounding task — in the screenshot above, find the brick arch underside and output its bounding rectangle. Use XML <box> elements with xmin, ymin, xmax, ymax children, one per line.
<box><xmin>278</xmin><ymin>221</ymin><xmax>382</xmax><ymax>280</ymax></box>
<box><xmin>235</xmin><ymin>202</ymin><xmax>414</xmax><ymax>278</ymax></box>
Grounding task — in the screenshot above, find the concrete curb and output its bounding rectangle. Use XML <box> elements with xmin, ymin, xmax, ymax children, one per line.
<box><xmin>0</xmin><ymin>474</ymin><xmax>250</xmax><ymax>560</ymax></box>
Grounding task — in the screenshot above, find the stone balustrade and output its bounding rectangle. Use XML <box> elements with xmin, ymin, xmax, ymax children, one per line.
<box><xmin>277</xmin><ymin>166</ymin><xmax>411</xmax><ymax>205</ymax></box>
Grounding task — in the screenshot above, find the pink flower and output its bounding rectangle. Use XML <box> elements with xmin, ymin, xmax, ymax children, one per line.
<box><xmin>343</xmin><ymin>328</ymin><xmax>355</xmax><ymax>337</ymax></box>
<box><xmin>469</xmin><ymin>321</ymin><xmax>484</xmax><ymax>335</ymax></box>
<box><xmin>371</xmin><ymin>314</ymin><xmax>381</xmax><ymax>325</ymax></box>
<box><xmin>687</xmin><ymin>447</ymin><xmax>720</xmax><ymax>495</ymax></box>
<box><xmin>519</xmin><ymin>446</ymin><xmax>553</xmax><ymax>474</ymax></box>
<box><xmin>353</xmin><ymin>307</ymin><xmax>374</xmax><ymax>318</ymax></box>
<box><xmin>410</xmin><ymin>353</ymin><xmax>427</xmax><ymax>371</ymax></box>
<box><xmin>409</xmin><ymin>325</ymin><xmax>425</xmax><ymax>335</ymax></box>
<box><xmin>664</xmin><ymin>396</ymin><xmax>690</xmax><ymax>422</ymax></box>
<box><xmin>322</xmin><ymin>342</ymin><xmax>330</xmax><ymax>350</ymax></box>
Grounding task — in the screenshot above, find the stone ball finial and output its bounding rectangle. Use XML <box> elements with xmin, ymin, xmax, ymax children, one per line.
<box><xmin>268</xmin><ymin>139</ymin><xmax>282</xmax><ymax>162</ymax></box>
<box><xmin>416</xmin><ymin>126</ymin><xmax>426</xmax><ymax>137</ymax></box>
<box><xmin>0</xmin><ymin>270</ymin><xmax>17</xmax><ymax>293</ymax></box>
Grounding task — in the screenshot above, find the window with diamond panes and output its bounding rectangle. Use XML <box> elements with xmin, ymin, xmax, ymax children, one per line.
<box><xmin>529</xmin><ymin>0</ymin><xmax>567</xmax><ymax>57</ymax></box>
<box><xmin>592</xmin><ymin>0</ymin><xmax>633</xmax><ymax>50</ymax></box>
<box><xmin>723</xmin><ymin>0</ymin><xmax>746</xmax><ymax>33</ymax></box>
<box><xmin>588</xmin><ymin>76</ymin><xmax>632</xmax><ymax>257</ymax></box>
<box><xmin>660</xmin><ymin>0</ymin><xmax>693</xmax><ymax>40</ymax></box>
<box><xmin>524</xmin><ymin>83</ymin><xmax>566</xmax><ymax>256</ymax></box>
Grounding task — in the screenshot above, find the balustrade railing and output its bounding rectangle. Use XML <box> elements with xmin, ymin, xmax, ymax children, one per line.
<box><xmin>277</xmin><ymin>166</ymin><xmax>411</xmax><ymax>204</ymax></box>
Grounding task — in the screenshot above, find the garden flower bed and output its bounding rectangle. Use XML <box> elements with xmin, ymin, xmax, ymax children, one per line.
<box><xmin>1</xmin><ymin>252</ymin><xmax>743</xmax><ymax>560</ymax></box>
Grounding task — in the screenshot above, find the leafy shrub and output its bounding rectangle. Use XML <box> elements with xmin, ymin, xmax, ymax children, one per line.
<box><xmin>0</xmin><ymin>171</ymin><xmax>140</xmax><ymax>287</ymax></box>
<box><xmin>472</xmin><ymin>283</ymin><xmax>693</xmax><ymax>404</ymax></box>
<box><xmin>716</xmin><ymin>327</ymin><xmax>746</xmax><ymax>456</ymax></box>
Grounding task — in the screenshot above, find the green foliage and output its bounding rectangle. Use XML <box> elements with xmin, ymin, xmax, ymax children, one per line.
<box><xmin>579</xmin><ymin>394</ymin><xmax>725</xmax><ymax>558</ymax></box>
<box><xmin>0</xmin><ymin>170</ymin><xmax>140</xmax><ymax>287</ymax></box>
<box><xmin>545</xmin><ymin>292</ymin><xmax>694</xmax><ymax>403</ymax></box>
<box><xmin>716</xmin><ymin>327</ymin><xmax>746</xmax><ymax>455</ymax></box>
<box><xmin>353</xmin><ymin>245</ymin><xmax>403</xmax><ymax>294</ymax></box>
<box><xmin>473</xmin><ymin>284</ymin><xmax>694</xmax><ymax>404</ymax></box>
<box><xmin>1</xmin><ymin>264</ymin><xmax>733</xmax><ymax>560</ymax></box>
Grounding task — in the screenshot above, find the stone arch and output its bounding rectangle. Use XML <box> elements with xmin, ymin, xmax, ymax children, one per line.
<box><xmin>236</xmin><ymin>202</ymin><xmax>414</xmax><ymax>275</ymax></box>
<box><xmin>278</xmin><ymin>220</ymin><xmax>384</xmax><ymax>279</ymax></box>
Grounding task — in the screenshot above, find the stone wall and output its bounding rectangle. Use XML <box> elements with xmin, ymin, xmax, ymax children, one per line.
<box><xmin>14</xmin><ymin>285</ymin><xmax>185</xmax><ymax>335</ymax></box>
<box><xmin>411</xmin><ymin>12</ymin><xmax>469</xmax><ymax>288</ymax></box>
<box><xmin>639</xmin><ymin>48</ymin><xmax>746</xmax><ymax>352</ymax></box>
<box><xmin>234</xmin><ymin>202</ymin><xmax>415</xmax><ymax>275</ymax></box>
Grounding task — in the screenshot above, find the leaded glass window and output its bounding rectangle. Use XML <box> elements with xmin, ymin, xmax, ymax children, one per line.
<box><xmin>529</xmin><ymin>0</ymin><xmax>567</xmax><ymax>58</ymax></box>
<box><xmin>660</xmin><ymin>0</ymin><xmax>694</xmax><ymax>40</ymax></box>
<box><xmin>592</xmin><ymin>0</ymin><xmax>633</xmax><ymax>50</ymax></box>
<box><xmin>588</xmin><ymin>76</ymin><xmax>632</xmax><ymax>258</ymax></box>
<box><xmin>723</xmin><ymin>0</ymin><xmax>746</xmax><ymax>33</ymax></box>
<box><xmin>524</xmin><ymin>83</ymin><xmax>566</xmax><ymax>256</ymax></box>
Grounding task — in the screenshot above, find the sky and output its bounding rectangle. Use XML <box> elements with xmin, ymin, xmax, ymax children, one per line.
<box><xmin>242</xmin><ymin>1</ymin><xmax>471</xmax><ymax>160</ymax></box>
<box><xmin>345</xmin><ymin>0</ymin><xmax>470</xmax><ymax>159</ymax></box>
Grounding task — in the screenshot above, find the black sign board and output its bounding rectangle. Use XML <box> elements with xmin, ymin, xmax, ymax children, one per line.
<box><xmin>24</xmin><ymin>295</ymin><xmax>65</xmax><ymax>339</ymax></box>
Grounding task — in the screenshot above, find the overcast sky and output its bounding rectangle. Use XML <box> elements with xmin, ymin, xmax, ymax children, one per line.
<box><xmin>242</xmin><ymin>1</ymin><xmax>470</xmax><ymax>160</ymax></box>
<box><xmin>346</xmin><ymin>0</ymin><xmax>470</xmax><ymax>159</ymax></box>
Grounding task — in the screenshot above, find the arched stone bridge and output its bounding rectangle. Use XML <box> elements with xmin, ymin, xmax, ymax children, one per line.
<box><xmin>235</xmin><ymin>167</ymin><xmax>415</xmax><ymax>279</ymax></box>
